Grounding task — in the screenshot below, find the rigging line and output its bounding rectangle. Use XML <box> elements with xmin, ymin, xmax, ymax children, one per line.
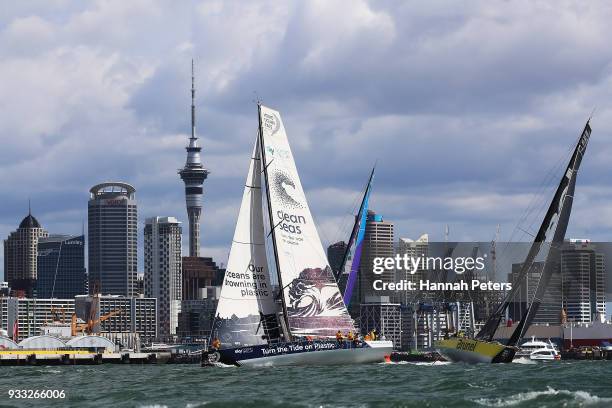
<box><xmin>505</xmin><ymin>136</ymin><xmax>574</xmax><ymax>245</ymax></box>
<box><xmin>496</xmin><ymin>142</ymin><xmax>575</xmax><ymax>272</ymax></box>
<box><xmin>51</xmin><ymin>240</ymin><xmax>63</xmax><ymax>299</ymax></box>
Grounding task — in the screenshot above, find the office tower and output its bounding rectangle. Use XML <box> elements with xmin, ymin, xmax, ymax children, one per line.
<box><xmin>357</xmin><ymin>210</ymin><xmax>394</xmax><ymax>313</ymax></box>
<box><xmin>36</xmin><ymin>235</ymin><xmax>86</xmax><ymax>299</ymax></box>
<box><xmin>508</xmin><ymin>261</ymin><xmax>563</xmax><ymax>325</ymax></box>
<box><xmin>178</xmin><ymin>257</ymin><xmax>224</xmax><ymax>341</ymax></box>
<box><xmin>398</xmin><ymin>234</ymin><xmax>429</xmax><ymax>302</ymax></box>
<box><xmin>327</xmin><ymin>241</ymin><xmax>347</xmax><ymax>276</ymax></box>
<box><xmin>327</xmin><ymin>241</ymin><xmax>348</xmax><ymax>292</ymax></box>
<box><xmin>179</xmin><ymin>61</ymin><xmax>209</xmax><ymax>257</ymax></box>
<box><xmin>3</xmin><ymin>209</ymin><xmax>48</xmax><ymax>296</ymax></box>
<box><xmin>561</xmin><ymin>239</ymin><xmax>606</xmax><ymax>323</ymax></box>
<box><xmin>144</xmin><ymin>216</ymin><xmax>182</xmax><ymax>340</ymax></box>
<box><xmin>88</xmin><ymin>182</ymin><xmax>138</xmax><ymax>296</ymax></box>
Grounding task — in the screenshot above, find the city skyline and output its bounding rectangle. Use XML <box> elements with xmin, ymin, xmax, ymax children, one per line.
<box><xmin>4</xmin><ymin>2</ymin><xmax>612</xmax><ymax>280</ymax></box>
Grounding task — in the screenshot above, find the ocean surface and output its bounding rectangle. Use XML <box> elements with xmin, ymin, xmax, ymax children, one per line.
<box><xmin>1</xmin><ymin>361</ymin><xmax>611</xmax><ymax>407</ymax></box>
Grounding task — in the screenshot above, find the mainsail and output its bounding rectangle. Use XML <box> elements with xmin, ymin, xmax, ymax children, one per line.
<box><xmin>258</xmin><ymin>104</ymin><xmax>356</xmax><ymax>338</ymax></box>
<box><xmin>476</xmin><ymin>120</ymin><xmax>592</xmax><ymax>344</ymax></box>
<box><xmin>212</xmin><ymin>140</ymin><xmax>281</xmax><ymax>348</ymax></box>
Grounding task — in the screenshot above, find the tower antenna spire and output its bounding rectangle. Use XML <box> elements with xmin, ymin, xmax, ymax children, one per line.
<box><xmin>28</xmin><ymin>198</ymin><xmax>31</xmax><ymax>215</ymax></box>
<box><xmin>191</xmin><ymin>59</ymin><xmax>196</xmax><ymax>140</ymax></box>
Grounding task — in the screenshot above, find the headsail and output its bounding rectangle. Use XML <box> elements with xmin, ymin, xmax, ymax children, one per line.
<box><xmin>476</xmin><ymin>121</ymin><xmax>592</xmax><ymax>343</ymax></box>
<box><xmin>211</xmin><ymin>140</ymin><xmax>281</xmax><ymax>348</ymax></box>
<box><xmin>341</xmin><ymin>166</ymin><xmax>375</xmax><ymax>307</ymax></box>
<box><xmin>258</xmin><ymin>104</ymin><xmax>356</xmax><ymax>338</ymax></box>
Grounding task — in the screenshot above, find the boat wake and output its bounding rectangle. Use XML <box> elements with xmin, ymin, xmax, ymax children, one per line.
<box><xmin>380</xmin><ymin>361</ymin><xmax>451</xmax><ymax>366</ymax></box>
<box><xmin>475</xmin><ymin>387</ymin><xmax>612</xmax><ymax>407</ymax></box>
<box><xmin>511</xmin><ymin>357</ymin><xmax>536</xmax><ymax>365</ymax></box>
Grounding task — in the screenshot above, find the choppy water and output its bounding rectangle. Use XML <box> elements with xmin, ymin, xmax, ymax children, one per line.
<box><xmin>1</xmin><ymin>361</ymin><xmax>611</xmax><ymax>407</ymax></box>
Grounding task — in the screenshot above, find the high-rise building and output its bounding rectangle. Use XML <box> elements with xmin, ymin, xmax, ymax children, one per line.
<box><xmin>327</xmin><ymin>241</ymin><xmax>347</xmax><ymax>276</ymax></box>
<box><xmin>357</xmin><ymin>210</ymin><xmax>394</xmax><ymax>311</ymax></box>
<box><xmin>36</xmin><ymin>235</ymin><xmax>86</xmax><ymax>299</ymax></box>
<box><xmin>508</xmin><ymin>261</ymin><xmax>563</xmax><ymax>325</ymax></box>
<box><xmin>3</xmin><ymin>209</ymin><xmax>48</xmax><ymax>296</ymax></box>
<box><xmin>327</xmin><ymin>241</ymin><xmax>348</xmax><ymax>291</ymax></box>
<box><xmin>561</xmin><ymin>239</ymin><xmax>606</xmax><ymax>323</ymax></box>
<box><xmin>182</xmin><ymin>256</ymin><xmax>224</xmax><ymax>300</ymax></box>
<box><xmin>88</xmin><ymin>182</ymin><xmax>138</xmax><ymax>296</ymax></box>
<box><xmin>179</xmin><ymin>62</ymin><xmax>209</xmax><ymax>257</ymax></box>
<box><xmin>144</xmin><ymin>216</ymin><xmax>183</xmax><ymax>340</ymax></box>
<box><xmin>398</xmin><ymin>234</ymin><xmax>429</xmax><ymax>303</ymax></box>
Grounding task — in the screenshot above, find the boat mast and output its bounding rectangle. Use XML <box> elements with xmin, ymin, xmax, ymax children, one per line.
<box><xmin>257</xmin><ymin>103</ymin><xmax>293</xmax><ymax>342</ymax></box>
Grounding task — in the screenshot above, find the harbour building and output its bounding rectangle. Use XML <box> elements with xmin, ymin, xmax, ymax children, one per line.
<box><xmin>360</xmin><ymin>296</ymin><xmax>401</xmax><ymax>349</ymax></box>
<box><xmin>0</xmin><ymin>296</ymin><xmax>157</xmax><ymax>344</ymax></box>
<box><xmin>88</xmin><ymin>182</ymin><xmax>138</xmax><ymax>296</ymax></box>
<box><xmin>561</xmin><ymin>239</ymin><xmax>606</xmax><ymax>324</ymax></box>
<box><xmin>0</xmin><ymin>297</ymin><xmax>74</xmax><ymax>342</ymax></box>
<box><xmin>3</xmin><ymin>209</ymin><xmax>48</xmax><ymax>297</ymax></box>
<box><xmin>144</xmin><ymin>217</ymin><xmax>183</xmax><ymax>341</ymax></box>
<box><xmin>36</xmin><ymin>235</ymin><xmax>86</xmax><ymax>299</ymax></box>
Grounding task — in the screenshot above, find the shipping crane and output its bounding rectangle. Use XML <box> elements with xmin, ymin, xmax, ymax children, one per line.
<box><xmin>71</xmin><ymin>308</ymin><xmax>124</xmax><ymax>336</ymax></box>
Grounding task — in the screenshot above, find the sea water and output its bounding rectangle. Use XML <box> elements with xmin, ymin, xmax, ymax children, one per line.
<box><xmin>1</xmin><ymin>361</ymin><xmax>611</xmax><ymax>407</ymax></box>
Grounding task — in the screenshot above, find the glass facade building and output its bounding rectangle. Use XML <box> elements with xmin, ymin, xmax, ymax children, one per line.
<box><xmin>88</xmin><ymin>182</ymin><xmax>138</xmax><ymax>296</ymax></box>
<box><xmin>36</xmin><ymin>235</ymin><xmax>86</xmax><ymax>299</ymax></box>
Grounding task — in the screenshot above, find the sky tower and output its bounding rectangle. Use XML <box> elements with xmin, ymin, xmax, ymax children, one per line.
<box><xmin>179</xmin><ymin>60</ymin><xmax>209</xmax><ymax>257</ymax></box>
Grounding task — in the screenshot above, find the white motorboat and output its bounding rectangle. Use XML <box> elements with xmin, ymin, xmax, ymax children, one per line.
<box><xmin>515</xmin><ymin>337</ymin><xmax>560</xmax><ymax>361</ymax></box>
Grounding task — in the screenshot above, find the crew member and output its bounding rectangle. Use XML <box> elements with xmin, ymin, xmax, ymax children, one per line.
<box><xmin>336</xmin><ymin>330</ymin><xmax>344</xmax><ymax>344</ymax></box>
<box><xmin>211</xmin><ymin>338</ymin><xmax>221</xmax><ymax>350</ymax></box>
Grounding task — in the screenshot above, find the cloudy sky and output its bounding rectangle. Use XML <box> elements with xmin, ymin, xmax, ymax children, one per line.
<box><xmin>2</xmin><ymin>0</ymin><xmax>612</xmax><ymax>279</ymax></box>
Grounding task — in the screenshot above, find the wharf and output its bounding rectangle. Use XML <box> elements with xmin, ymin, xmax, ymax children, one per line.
<box><xmin>0</xmin><ymin>349</ymin><xmax>173</xmax><ymax>365</ymax></box>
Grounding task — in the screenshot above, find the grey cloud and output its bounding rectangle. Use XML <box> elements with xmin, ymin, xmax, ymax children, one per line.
<box><xmin>2</xmin><ymin>0</ymin><xmax>612</xmax><ymax>281</ymax></box>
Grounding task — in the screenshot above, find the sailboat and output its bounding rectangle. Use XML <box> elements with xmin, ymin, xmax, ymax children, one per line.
<box><xmin>202</xmin><ymin>104</ymin><xmax>392</xmax><ymax>367</ymax></box>
<box><xmin>436</xmin><ymin>119</ymin><xmax>592</xmax><ymax>363</ymax></box>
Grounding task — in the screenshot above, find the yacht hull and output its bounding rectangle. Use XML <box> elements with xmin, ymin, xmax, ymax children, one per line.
<box><xmin>203</xmin><ymin>340</ymin><xmax>393</xmax><ymax>367</ymax></box>
<box><xmin>436</xmin><ymin>338</ymin><xmax>516</xmax><ymax>364</ymax></box>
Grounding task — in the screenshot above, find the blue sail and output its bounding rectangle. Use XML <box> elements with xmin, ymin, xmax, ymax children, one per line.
<box><xmin>343</xmin><ymin>168</ymin><xmax>374</xmax><ymax>306</ymax></box>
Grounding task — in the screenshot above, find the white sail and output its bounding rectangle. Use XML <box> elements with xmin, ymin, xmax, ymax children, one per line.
<box><xmin>259</xmin><ymin>105</ymin><xmax>355</xmax><ymax>338</ymax></box>
<box><xmin>212</xmin><ymin>140</ymin><xmax>281</xmax><ymax>348</ymax></box>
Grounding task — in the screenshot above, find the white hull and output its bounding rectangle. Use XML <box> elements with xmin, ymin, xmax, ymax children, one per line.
<box><xmin>238</xmin><ymin>341</ymin><xmax>392</xmax><ymax>367</ymax></box>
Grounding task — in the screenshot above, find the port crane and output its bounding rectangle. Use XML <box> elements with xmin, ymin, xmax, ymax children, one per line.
<box><xmin>70</xmin><ymin>309</ymin><xmax>124</xmax><ymax>336</ymax></box>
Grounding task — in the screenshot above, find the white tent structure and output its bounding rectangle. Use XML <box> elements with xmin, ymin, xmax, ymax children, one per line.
<box><xmin>19</xmin><ymin>335</ymin><xmax>67</xmax><ymax>349</ymax></box>
<box><xmin>67</xmin><ymin>336</ymin><xmax>116</xmax><ymax>352</ymax></box>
